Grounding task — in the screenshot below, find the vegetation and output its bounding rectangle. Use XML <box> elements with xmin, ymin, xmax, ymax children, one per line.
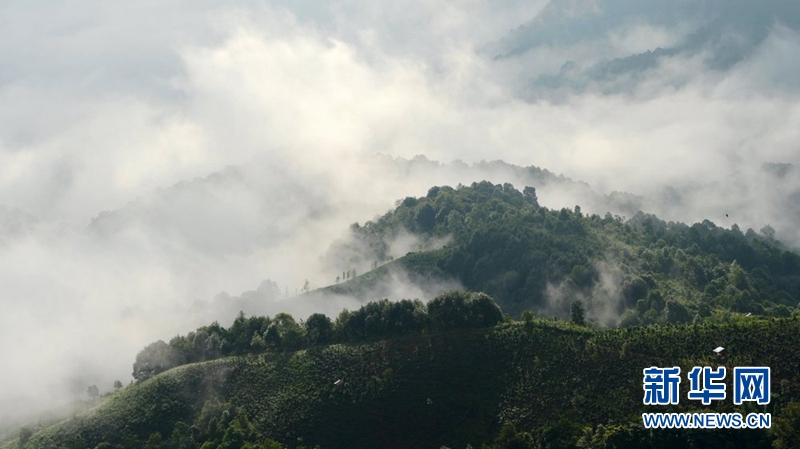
<box><xmin>8</xmin><ymin>181</ymin><xmax>800</xmax><ymax>449</ymax></box>
<box><xmin>342</xmin><ymin>182</ymin><xmax>800</xmax><ymax>323</ymax></box>
<box><xmin>131</xmin><ymin>291</ymin><xmax>504</xmax><ymax>381</ymax></box>
<box><xmin>8</xmin><ymin>308</ymin><xmax>800</xmax><ymax>449</ymax></box>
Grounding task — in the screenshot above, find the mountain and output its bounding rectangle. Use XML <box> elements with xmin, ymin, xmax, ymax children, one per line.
<box><xmin>84</xmin><ymin>157</ymin><xmax>624</xmax><ymax>259</ymax></box>
<box><xmin>327</xmin><ymin>181</ymin><xmax>800</xmax><ymax>324</ymax></box>
<box><xmin>5</xmin><ymin>309</ymin><xmax>799</xmax><ymax>449</ymax></box>
<box><xmin>492</xmin><ymin>0</ymin><xmax>800</xmax><ymax>97</ymax></box>
<box><xmin>0</xmin><ymin>205</ymin><xmax>38</xmax><ymax>241</ymax></box>
<box><xmin>82</xmin><ymin>156</ymin><xmax>800</xmax><ymax>276</ymax></box>
<box><xmin>5</xmin><ymin>181</ymin><xmax>800</xmax><ymax>448</ymax></box>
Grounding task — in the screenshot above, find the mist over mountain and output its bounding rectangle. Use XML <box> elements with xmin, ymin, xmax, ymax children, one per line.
<box><xmin>1</xmin><ymin>0</ymin><xmax>799</xmax><ymax>436</ymax></box>
<box><xmin>493</xmin><ymin>0</ymin><xmax>800</xmax><ymax>96</ymax></box>
<box><xmin>0</xmin><ymin>205</ymin><xmax>38</xmax><ymax>241</ymax></box>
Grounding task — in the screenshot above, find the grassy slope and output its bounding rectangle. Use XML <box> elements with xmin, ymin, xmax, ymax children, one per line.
<box><xmin>8</xmin><ymin>317</ymin><xmax>800</xmax><ymax>449</ymax></box>
<box><xmin>311</xmin><ymin>251</ymin><xmax>446</xmax><ymax>300</ymax></box>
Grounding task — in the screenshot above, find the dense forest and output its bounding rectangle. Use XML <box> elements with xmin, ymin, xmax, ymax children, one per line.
<box><xmin>130</xmin><ymin>291</ymin><xmax>503</xmax><ymax>382</ymax></box>
<box><xmin>6</xmin><ymin>182</ymin><xmax>800</xmax><ymax>449</ymax></box>
<box><xmin>331</xmin><ymin>181</ymin><xmax>800</xmax><ymax>324</ymax></box>
<box><xmin>7</xmin><ymin>298</ymin><xmax>800</xmax><ymax>449</ymax></box>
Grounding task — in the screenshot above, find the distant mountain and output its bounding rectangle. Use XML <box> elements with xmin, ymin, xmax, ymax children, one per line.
<box><xmin>492</xmin><ymin>0</ymin><xmax>800</xmax><ymax>96</ymax></box>
<box><xmin>7</xmin><ymin>179</ymin><xmax>800</xmax><ymax>449</ymax></box>
<box><xmin>0</xmin><ymin>204</ymin><xmax>37</xmax><ymax>241</ymax></box>
<box><xmin>83</xmin><ymin>156</ymin><xmax>800</xmax><ymax>274</ymax></box>
<box><xmin>85</xmin><ymin>157</ymin><xmax>624</xmax><ymax>255</ymax></box>
<box><xmin>87</xmin><ymin>165</ymin><xmax>319</xmax><ymax>256</ymax></box>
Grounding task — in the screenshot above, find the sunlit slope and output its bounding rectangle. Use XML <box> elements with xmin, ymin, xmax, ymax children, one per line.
<box><xmin>9</xmin><ymin>318</ymin><xmax>800</xmax><ymax>449</ymax></box>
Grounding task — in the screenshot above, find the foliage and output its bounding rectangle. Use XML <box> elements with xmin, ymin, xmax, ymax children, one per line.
<box><xmin>427</xmin><ymin>291</ymin><xmax>504</xmax><ymax>330</ymax></box>
<box><xmin>11</xmin><ymin>181</ymin><xmax>800</xmax><ymax>449</ymax></box>
<box><xmin>342</xmin><ymin>182</ymin><xmax>800</xmax><ymax>323</ymax></box>
<box><xmin>132</xmin><ymin>291</ymin><xmax>502</xmax><ymax>374</ymax></box>
<box><xmin>11</xmin><ymin>314</ymin><xmax>800</xmax><ymax>449</ymax></box>
<box><xmin>771</xmin><ymin>402</ymin><xmax>800</xmax><ymax>449</ymax></box>
<box><xmin>304</xmin><ymin>313</ymin><xmax>334</xmax><ymax>346</ymax></box>
<box><xmin>133</xmin><ymin>340</ymin><xmax>186</xmax><ymax>381</ymax></box>
<box><xmin>570</xmin><ymin>301</ymin><xmax>586</xmax><ymax>326</ymax></box>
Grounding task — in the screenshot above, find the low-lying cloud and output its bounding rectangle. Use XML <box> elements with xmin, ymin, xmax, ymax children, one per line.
<box><xmin>1</xmin><ymin>0</ymin><xmax>799</xmax><ymax>430</ymax></box>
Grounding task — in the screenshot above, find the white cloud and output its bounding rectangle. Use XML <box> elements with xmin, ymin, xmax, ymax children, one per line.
<box><xmin>1</xmin><ymin>0</ymin><xmax>800</xmax><ymax>428</ymax></box>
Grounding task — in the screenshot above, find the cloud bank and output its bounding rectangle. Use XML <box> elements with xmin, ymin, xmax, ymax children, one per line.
<box><xmin>1</xmin><ymin>0</ymin><xmax>799</xmax><ymax>429</ymax></box>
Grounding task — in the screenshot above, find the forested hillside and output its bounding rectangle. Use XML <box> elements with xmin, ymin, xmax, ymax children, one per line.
<box><xmin>6</xmin><ymin>182</ymin><xmax>800</xmax><ymax>449</ymax></box>
<box><xmin>7</xmin><ymin>301</ymin><xmax>800</xmax><ymax>449</ymax></box>
<box><xmin>333</xmin><ymin>181</ymin><xmax>800</xmax><ymax>324</ymax></box>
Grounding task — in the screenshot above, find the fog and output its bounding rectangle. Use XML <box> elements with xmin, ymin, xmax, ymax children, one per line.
<box><xmin>1</xmin><ymin>0</ymin><xmax>799</xmax><ymax>430</ymax></box>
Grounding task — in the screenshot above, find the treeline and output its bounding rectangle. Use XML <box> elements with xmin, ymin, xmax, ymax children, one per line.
<box><xmin>346</xmin><ymin>181</ymin><xmax>800</xmax><ymax>323</ymax></box>
<box><xmin>18</xmin><ymin>313</ymin><xmax>800</xmax><ymax>449</ymax></box>
<box><xmin>133</xmin><ymin>291</ymin><xmax>503</xmax><ymax>381</ymax></box>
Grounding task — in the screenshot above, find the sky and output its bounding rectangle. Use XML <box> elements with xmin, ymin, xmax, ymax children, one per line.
<box><xmin>1</xmin><ymin>0</ymin><xmax>799</xmax><ymax>428</ymax></box>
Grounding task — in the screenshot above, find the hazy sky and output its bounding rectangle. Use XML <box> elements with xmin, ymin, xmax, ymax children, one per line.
<box><xmin>1</xmin><ymin>0</ymin><xmax>799</xmax><ymax>426</ymax></box>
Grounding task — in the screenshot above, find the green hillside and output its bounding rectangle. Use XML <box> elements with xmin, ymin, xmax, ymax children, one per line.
<box><xmin>8</xmin><ymin>181</ymin><xmax>800</xmax><ymax>449</ymax></box>
<box><xmin>7</xmin><ymin>311</ymin><xmax>800</xmax><ymax>449</ymax></box>
<box><xmin>333</xmin><ymin>181</ymin><xmax>800</xmax><ymax>324</ymax></box>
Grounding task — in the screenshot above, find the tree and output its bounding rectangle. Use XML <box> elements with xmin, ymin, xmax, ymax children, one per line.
<box><xmin>491</xmin><ymin>422</ymin><xmax>533</xmax><ymax>449</ymax></box>
<box><xmin>416</xmin><ymin>203</ymin><xmax>436</xmax><ymax>231</ymax></box>
<box><xmin>250</xmin><ymin>331</ymin><xmax>267</xmax><ymax>349</ymax></box>
<box><xmin>427</xmin><ymin>291</ymin><xmax>503</xmax><ymax>330</ymax></box>
<box><xmin>113</xmin><ymin>380</ymin><xmax>123</xmax><ymax>390</ymax></box>
<box><xmin>217</xmin><ymin>408</ymin><xmax>255</xmax><ymax>449</ymax></box>
<box><xmin>267</xmin><ymin>313</ymin><xmax>305</xmax><ymax>350</ymax></box>
<box><xmin>622</xmin><ymin>276</ymin><xmax>648</xmax><ymax>305</ymax></box>
<box><xmin>664</xmin><ymin>299</ymin><xmax>690</xmax><ymax>323</ymax></box>
<box><xmin>521</xmin><ymin>310</ymin><xmax>534</xmax><ymax>324</ymax></box>
<box><xmin>206</xmin><ymin>333</ymin><xmax>222</xmax><ymax>359</ymax></box>
<box><xmin>570</xmin><ymin>300</ymin><xmax>586</xmax><ymax>326</ymax></box>
<box><xmin>133</xmin><ymin>340</ymin><xmax>185</xmax><ymax>381</ymax></box>
<box><xmin>19</xmin><ymin>427</ymin><xmax>33</xmax><ymax>445</ymax></box>
<box><xmin>305</xmin><ymin>313</ymin><xmax>334</xmax><ymax>345</ymax></box>
<box><xmin>264</xmin><ymin>324</ymin><xmax>281</xmax><ymax>348</ymax></box>
<box><xmin>169</xmin><ymin>421</ymin><xmax>195</xmax><ymax>449</ymax></box>
<box><xmin>771</xmin><ymin>401</ymin><xmax>800</xmax><ymax>449</ymax></box>
<box><xmin>522</xmin><ymin>186</ymin><xmax>538</xmax><ymax>206</ymax></box>
<box><xmin>144</xmin><ymin>432</ymin><xmax>165</xmax><ymax>449</ymax></box>
<box><xmin>87</xmin><ymin>384</ymin><xmax>99</xmax><ymax>399</ymax></box>
<box><xmin>760</xmin><ymin>224</ymin><xmax>776</xmax><ymax>241</ymax></box>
